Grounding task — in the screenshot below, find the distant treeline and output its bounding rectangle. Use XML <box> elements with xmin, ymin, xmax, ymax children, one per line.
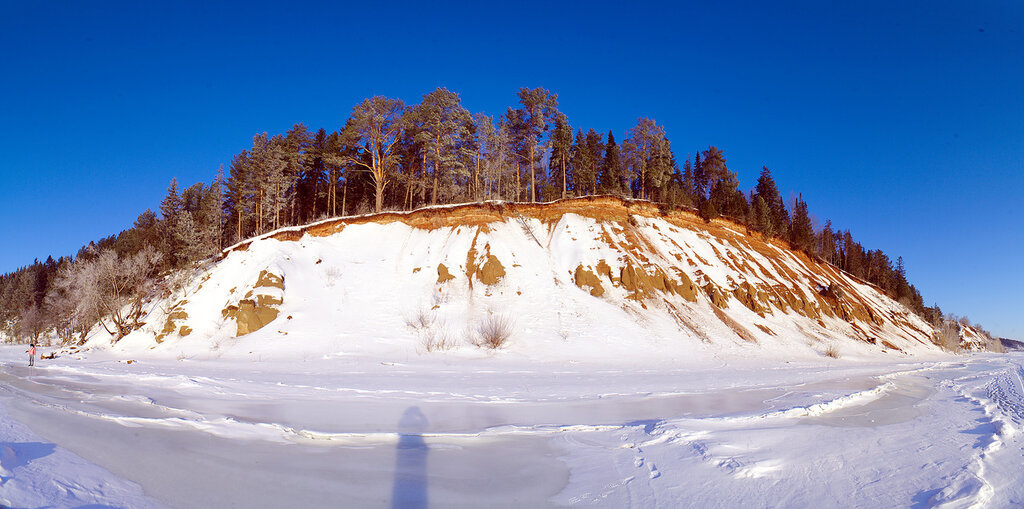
<box><xmin>0</xmin><ymin>87</ymin><xmax>969</xmax><ymax>343</ymax></box>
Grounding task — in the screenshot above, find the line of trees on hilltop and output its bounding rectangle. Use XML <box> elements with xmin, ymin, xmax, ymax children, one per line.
<box><xmin>0</xmin><ymin>87</ymin><xmax>965</xmax><ymax>345</ymax></box>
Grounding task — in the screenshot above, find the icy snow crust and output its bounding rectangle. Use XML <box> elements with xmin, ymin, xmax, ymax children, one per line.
<box><xmin>3</xmin><ymin>348</ymin><xmax>1024</xmax><ymax>507</ymax></box>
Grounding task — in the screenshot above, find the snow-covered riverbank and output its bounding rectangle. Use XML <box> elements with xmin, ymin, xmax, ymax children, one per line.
<box><xmin>2</xmin><ymin>346</ymin><xmax>1022</xmax><ymax>507</ymax></box>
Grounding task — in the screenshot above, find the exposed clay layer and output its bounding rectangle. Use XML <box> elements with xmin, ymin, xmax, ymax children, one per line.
<box><xmin>156</xmin><ymin>305</ymin><xmax>189</xmax><ymax>343</ymax></box>
<box><xmin>477</xmin><ymin>255</ymin><xmax>506</xmax><ymax>285</ymax></box>
<box><xmin>222</xmin><ymin>270</ymin><xmax>285</xmax><ymax>337</ymax></box>
<box><xmin>437</xmin><ymin>264</ymin><xmax>455</xmax><ymax>283</ymax></box>
<box><xmin>573</xmin><ymin>265</ymin><xmax>605</xmax><ymax>297</ymax></box>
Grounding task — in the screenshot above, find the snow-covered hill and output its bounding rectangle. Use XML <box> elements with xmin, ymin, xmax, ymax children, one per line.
<box><xmin>99</xmin><ymin>197</ymin><xmax>946</xmax><ymax>362</ymax></box>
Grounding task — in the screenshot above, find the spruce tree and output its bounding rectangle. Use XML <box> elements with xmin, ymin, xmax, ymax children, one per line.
<box><xmin>599</xmin><ymin>131</ymin><xmax>623</xmax><ymax>195</ymax></box>
<box><xmin>753</xmin><ymin>166</ymin><xmax>788</xmax><ymax>239</ymax></box>
<box><xmin>753</xmin><ymin>195</ymin><xmax>773</xmax><ymax>238</ymax></box>
<box><xmin>693</xmin><ymin>152</ymin><xmax>706</xmax><ymax>202</ymax></box>
<box><xmin>702</xmin><ymin>147</ymin><xmax>743</xmax><ymax>220</ymax></box>
<box><xmin>584</xmin><ymin>129</ymin><xmax>604</xmax><ymax>195</ymax></box>
<box><xmin>681</xmin><ymin>158</ymin><xmax>696</xmax><ymax>206</ymax></box>
<box><xmin>159</xmin><ymin>178</ymin><xmax>182</xmax><ymax>264</ymax></box>
<box><xmin>789</xmin><ymin>194</ymin><xmax>814</xmax><ymax>253</ymax></box>
<box><xmin>569</xmin><ymin>128</ymin><xmax>588</xmax><ymax>196</ymax></box>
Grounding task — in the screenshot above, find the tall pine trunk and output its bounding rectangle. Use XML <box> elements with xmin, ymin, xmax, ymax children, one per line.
<box><xmin>529</xmin><ymin>142</ymin><xmax>536</xmax><ymax>202</ymax></box>
<box><xmin>515</xmin><ymin>153</ymin><xmax>521</xmax><ymax>202</ymax></box>
<box><xmin>561</xmin><ymin>153</ymin><xmax>566</xmax><ymax>199</ymax></box>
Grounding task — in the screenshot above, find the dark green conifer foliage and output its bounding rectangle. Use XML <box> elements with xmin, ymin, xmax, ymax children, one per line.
<box><xmin>692</xmin><ymin>152</ymin><xmax>706</xmax><ymax>202</ymax></box>
<box><xmin>752</xmin><ymin>166</ymin><xmax>789</xmax><ymax>239</ymax></box>
<box><xmin>681</xmin><ymin>159</ymin><xmax>696</xmax><ymax>207</ymax></box>
<box><xmin>584</xmin><ymin>130</ymin><xmax>604</xmax><ymax>195</ymax></box>
<box><xmin>702</xmin><ymin>146</ymin><xmax>744</xmax><ymax>221</ymax></box>
<box><xmin>789</xmin><ymin>194</ymin><xmax>815</xmax><ymax>253</ymax></box>
<box><xmin>413</xmin><ymin>88</ymin><xmax>472</xmax><ymax>205</ymax></box>
<box><xmin>549</xmin><ymin>114</ymin><xmax>573</xmax><ymax>199</ymax></box>
<box><xmin>159</xmin><ymin>178</ymin><xmax>183</xmax><ymax>265</ymax></box>
<box><xmin>599</xmin><ymin>132</ymin><xmax>623</xmax><ymax>195</ymax></box>
<box><xmin>624</xmin><ymin>117</ymin><xmax>668</xmax><ymax>200</ymax></box>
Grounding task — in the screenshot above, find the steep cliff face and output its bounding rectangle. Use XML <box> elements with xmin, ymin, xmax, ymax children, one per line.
<box><xmin>103</xmin><ymin>197</ymin><xmax>943</xmax><ymax>361</ymax></box>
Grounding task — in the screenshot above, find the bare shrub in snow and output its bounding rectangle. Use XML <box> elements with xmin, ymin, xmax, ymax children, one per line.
<box><xmin>432</xmin><ymin>286</ymin><xmax>452</xmax><ymax>306</ymax></box>
<box><xmin>164</xmin><ymin>266</ymin><xmax>195</xmax><ymax>300</ymax></box>
<box><xmin>824</xmin><ymin>343</ymin><xmax>840</xmax><ymax>358</ymax></box>
<box><xmin>324</xmin><ymin>267</ymin><xmax>343</xmax><ymax>287</ymax></box>
<box><xmin>405</xmin><ymin>307</ymin><xmax>434</xmax><ymax>331</ymax></box>
<box><xmin>423</xmin><ymin>328</ymin><xmax>458</xmax><ymax>352</ymax></box>
<box><xmin>474</xmin><ymin>314</ymin><xmax>513</xmax><ymax>350</ymax></box>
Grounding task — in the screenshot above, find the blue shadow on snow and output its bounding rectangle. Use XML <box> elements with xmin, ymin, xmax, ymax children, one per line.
<box><xmin>0</xmin><ymin>441</ymin><xmax>56</xmax><ymax>478</ymax></box>
<box><xmin>391</xmin><ymin>406</ymin><xmax>429</xmax><ymax>509</ymax></box>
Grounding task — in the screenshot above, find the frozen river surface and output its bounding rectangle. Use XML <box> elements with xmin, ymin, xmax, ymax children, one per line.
<box><xmin>1</xmin><ymin>347</ymin><xmax>1024</xmax><ymax>508</ymax></box>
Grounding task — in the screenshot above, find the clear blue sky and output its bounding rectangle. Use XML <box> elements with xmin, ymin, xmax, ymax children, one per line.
<box><xmin>1</xmin><ymin>1</ymin><xmax>1021</xmax><ymax>338</ymax></box>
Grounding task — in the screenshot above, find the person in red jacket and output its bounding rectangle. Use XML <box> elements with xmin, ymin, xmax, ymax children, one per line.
<box><xmin>28</xmin><ymin>343</ymin><xmax>36</xmax><ymax>366</ymax></box>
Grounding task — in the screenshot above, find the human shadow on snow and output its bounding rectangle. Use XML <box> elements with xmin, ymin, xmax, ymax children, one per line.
<box><xmin>391</xmin><ymin>406</ymin><xmax>429</xmax><ymax>509</ymax></box>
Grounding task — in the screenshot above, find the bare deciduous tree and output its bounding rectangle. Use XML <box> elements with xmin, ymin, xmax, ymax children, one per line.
<box><xmin>48</xmin><ymin>246</ymin><xmax>162</xmax><ymax>343</ymax></box>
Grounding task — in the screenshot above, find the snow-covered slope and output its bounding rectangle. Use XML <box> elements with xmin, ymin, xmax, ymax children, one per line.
<box><xmin>100</xmin><ymin>197</ymin><xmax>941</xmax><ymax>362</ymax></box>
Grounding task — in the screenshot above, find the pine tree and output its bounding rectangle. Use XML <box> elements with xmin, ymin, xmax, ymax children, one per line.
<box><xmin>515</xmin><ymin>87</ymin><xmax>559</xmax><ymax>202</ymax></box>
<box><xmin>297</xmin><ymin>128</ymin><xmax>328</xmax><ymax>222</ymax></box>
<box><xmin>197</xmin><ymin>175</ymin><xmax>224</xmax><ymax>257</ymax></box>
<box><xmin>281</xmin><ymin>123</ymin><xmax>311</xmax><ymax>226</ymax></box>
<box><xmin>342</xmin><ymin>96</ymin><xmax>405</xmax><ymax>213</ymax></box>
<box><xmin>474</xmin><ymin>113</ymin><xmax>507</xmax><ymax>201</ymax></box>
<box><xmin>173</xmin><ymin>210</ymin><xmax>202</xmax><ymax>266</ymax></box>
<box><xmin>623</xmin><ymin>117</ymin><xmax>668</xmax><ymax>200</ymax></box>
<box><xmin>414</xmin><ymin>88</ymin><xmax>472</xmax><ymax>205</ymax></box>
<box><xmin>549</xmin><ymin>114</ymin><xmax>573</xmax><ymax>199</ymax></box>
<box><xmin>224</xmin><ymin>150</ymin><xmax>251</xmax><ymax>243</ymax></box>
<box><xmin>647</xmin><ymin>137</ymin><xmax>676</xmax><ymax>201</ymax></box>
<box><xmin>500</xmin><ymin>108</ymin><xmax>529</xmax><ymax>201</ymax></box>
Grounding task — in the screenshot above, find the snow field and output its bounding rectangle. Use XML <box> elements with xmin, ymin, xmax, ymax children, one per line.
<box><xmin>3</xmin><ymin>347</ymin><xmax>1024</xmax><ymax>507</ymax></box>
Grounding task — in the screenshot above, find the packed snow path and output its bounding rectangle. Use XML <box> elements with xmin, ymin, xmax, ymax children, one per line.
<box><xmin>1</xmin><ymin>348</ymin><xmax>1023</xmax><ymax>508</ymax></box>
